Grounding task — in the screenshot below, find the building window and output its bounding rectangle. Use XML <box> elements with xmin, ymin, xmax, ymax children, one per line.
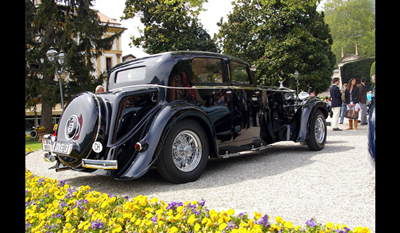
<box><xmin>106</xmin><ymin>57</ymin><xmax>112</xmax><ymax>72</ymax></box>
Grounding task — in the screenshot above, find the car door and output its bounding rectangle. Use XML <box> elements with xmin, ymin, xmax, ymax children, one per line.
<box><xmin>216</xmin><ymin>60</ymin><xmax>268</xmax><ymax>155</ymax></box>
<box><xmin>189</xmin><ymin>57</ymin><xmax>233</xmax><ymax>143</ymax></box>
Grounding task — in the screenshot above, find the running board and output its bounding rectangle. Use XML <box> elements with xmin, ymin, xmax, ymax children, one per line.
<box><xmin>220</xmin><ymin>144</ymin><xmax>272</xmax><ymax>159</ymax></box>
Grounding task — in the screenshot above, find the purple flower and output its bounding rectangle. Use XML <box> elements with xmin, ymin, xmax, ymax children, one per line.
<box><xmin>60</xmin><ymin>202</ymin><xmax>67</xmax><ymax>209</ymax></box>
<box><xmin>199</xmin><ymin>199</ymin><xmax>206</xmax><ymax>207</ymax></box>
<box><xmin>344</xmin><ymin>227</ymin><xmax>350</xmax><ymax>232</ymax></box>
<box><xmin>257</xmin><ymin>214</ymin><xmax>269</xmax><ymax>226</ymax></box>
<box><xmin>91</xmin><ymin>220</ymin><xmax>103</xmax><ymax>230</ymax></box>
<box><xmin>166</xmin><ymin>202</ymin><xmax>177</xmax><ymax>210</ymax></box>
<box><xmin>166</xmin><ymin>201</ymin><xmax>183</xmax><ymax>211</ymax></box>
<box><xmin>152</xmin><ymin>214</ymin><xmax>158</xmax><ymax>224</ymax></box>
<box><xmin>58</xmin><ymin>180</ymin><xmax>66</xmax><ymax>187</ymax></box>
<box><xmin>124</xmin><ymin>195</ymin><xmax>129</xmax><ymax>200</ymax></box>
<box><xmin>305</xmin><ymin>218</ymin><xmax>317</xmax><ymax>228</ymax></box>
<box><xmin>226</xmin><ymin>221</ymin><xmax>237</xmax><ymax>230</ymax></box>
<box><xmin>38</xmin><ymin>178</ymin><xmax>45</xmax><ymax>184</ymax></box>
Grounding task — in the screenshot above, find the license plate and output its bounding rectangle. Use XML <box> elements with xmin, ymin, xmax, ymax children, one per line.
<box><xmin>42</xmin><ymin>139</ymin><xmax>53</xmax><ymax>152</ymax></box>
<box><xmin>53</xmin><ymin>142</ymin><xmax>72</xmax><ymax>155</ymax></box>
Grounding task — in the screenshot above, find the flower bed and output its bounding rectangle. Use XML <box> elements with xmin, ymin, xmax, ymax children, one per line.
<box><xmin>25</xmin><ymin>170</ymin><xmax>371</xmax><ymax>233</ymax></box>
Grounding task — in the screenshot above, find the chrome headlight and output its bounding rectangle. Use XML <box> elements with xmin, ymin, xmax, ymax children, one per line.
<box><xmin>298</xmin><ymin>91</ymin><xmax>310</xmax><ymax>101</ymax></box>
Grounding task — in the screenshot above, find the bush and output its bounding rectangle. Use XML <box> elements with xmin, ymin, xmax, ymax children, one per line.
<box><xmin>25</xmin><ymin>170</ymin><xmax>371</xmax><ymax>233</ymax></box>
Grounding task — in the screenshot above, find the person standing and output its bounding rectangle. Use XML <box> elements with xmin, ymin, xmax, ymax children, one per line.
<box><xmin>358</xmin><ymin>77</ymin><xmax>368</xmax><ymax>125</ymax></box>
<box><xmin>371</xmin><ymin>74</ymin><xmax>376</xmax><ymax>105</ymax></box>
<box><xmin>330</xmin><ymin>78</ymin><xmax>342</xmax><ymax>131</ymax></box>
<box><xmin>345</xmin><ymin>78</ymin><xmax>360</xmax><ymax>130</ymax></box>
<box><xmin>339</xmin><ymin>83</ymin><xmax>348</xmax><ymax>124</ymax></box>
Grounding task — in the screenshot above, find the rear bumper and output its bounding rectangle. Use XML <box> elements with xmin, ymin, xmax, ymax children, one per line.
<box><xmin>82</xmin><ymin>159</ymin><xmax>118</xmax><ymax>170</ymax></box>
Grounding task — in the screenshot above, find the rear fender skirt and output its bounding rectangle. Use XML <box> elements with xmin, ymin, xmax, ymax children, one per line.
<box><xmin>296</xmin><ymin>98</ymin><xmax>328</xmax><ymax>142</ymax></box>
<box><xmin>117</xmin><ymin>101</ymin><xmax>216</xmax><ymax>180</ymax></box>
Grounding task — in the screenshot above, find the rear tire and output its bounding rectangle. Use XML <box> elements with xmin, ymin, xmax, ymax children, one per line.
<box><xmin>156</xmin><ymin>119</ymin><xmax>208</xmax><ymax>183</ymax></box>
<box><xmin>306</xmin><ymin>110</ymin><xmax>326</xmax><ymax>151</ymax></box>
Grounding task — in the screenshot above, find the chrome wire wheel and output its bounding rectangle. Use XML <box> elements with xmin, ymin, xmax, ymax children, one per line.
<box><xmin>314</xmin><ymin>117</ymin><xmax>326</xmax><ymax>144</ymax></box>
<box><xmin>171</xmin><ymin>130</ymin><xmax>202</xmax><ymax>172</ymax></box>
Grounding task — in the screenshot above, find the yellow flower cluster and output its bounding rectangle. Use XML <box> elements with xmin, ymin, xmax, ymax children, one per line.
<box><xmin>25</xmin><ymin>170</ymin><xmax>371</xmax><ymax>233</ymax></box>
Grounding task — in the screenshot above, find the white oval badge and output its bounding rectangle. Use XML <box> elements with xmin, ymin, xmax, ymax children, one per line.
<box><xmin>92</xmin><ymin>141</ymin><xmax>103</xmax><ymax>153</ymax></box>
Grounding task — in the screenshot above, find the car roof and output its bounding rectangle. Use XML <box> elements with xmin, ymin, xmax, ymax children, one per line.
<box><xmin>107</xmin><ymin>51</ymin><xmax>252</xmax><ymax>90</ymax></box>
<box><xmin>110</xmin><ymin>51</ymin><xmax>249</xmax><ymax>73</ymax></box>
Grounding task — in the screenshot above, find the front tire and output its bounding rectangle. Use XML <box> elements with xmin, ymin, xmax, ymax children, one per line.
<box><xmin>156</xmin><ymin>119</ymin><xmax>208</xmax><ymax>183</ymax></box>
<box><xmin>306</xmin><ymin>110</ymin><xmax>326</xmax><ymax>151</ymax></box>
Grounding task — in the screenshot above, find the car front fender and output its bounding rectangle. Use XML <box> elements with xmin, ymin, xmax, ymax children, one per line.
<box><xmin>296</xmin><ymin>97</ymin><xmax>328</xmax><ymax>142</ymax></box>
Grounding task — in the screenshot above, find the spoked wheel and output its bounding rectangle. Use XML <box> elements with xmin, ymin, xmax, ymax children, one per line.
<box><xmin>306</xmin><ymin>110</ymin><xmax>326</xmax><ymax>151</ymax></box>
<box><xmin>157</xmin><ymin>119</ymin><xmax>208</xmax><ymax>183</ymax></box>
<box><xmin>171</xmin><ymin>130</ymin><xmax>203</xmax><ymax>172</ymax></box>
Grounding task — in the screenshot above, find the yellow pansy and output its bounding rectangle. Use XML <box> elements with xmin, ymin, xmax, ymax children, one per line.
<box><xmin>187</xmin><ymin>214</ymin><xmax>197</xmax><ymax>225</ymax></box>
<box><xmin>275</xmin><ymin>216</ymin><xmax>283</xmax><ymax>223</ymax></box>
<box><xmin>227</xmin><ymin>208</ymin><xmax>235</xmax><ymax>216</ymax></box>
<box><xmin>284</xmin><ymin>221</ymin><xmax>294</xmax><ymax>229</ymax></box>
<box><xmin>170</xmin><ymin>226</ymin><xmax>178</xmax><ymax>233</ymax></box>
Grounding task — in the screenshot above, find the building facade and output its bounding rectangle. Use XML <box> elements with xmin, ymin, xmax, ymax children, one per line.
<box><xmin>25</xmin><ymin>10</ymin><xmax>126</xmax><ymax>129</ymax></box>
<box><xmin>94</xmin><ymin>11</ymin><xmax>126</xmax><ymax>85</ymax></box>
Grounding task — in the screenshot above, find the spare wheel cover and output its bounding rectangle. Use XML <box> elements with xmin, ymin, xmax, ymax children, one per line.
<box><xmin>56</xmin><ymin>92</ymin><xmax>101</xmax><ymax>168</ymax></box>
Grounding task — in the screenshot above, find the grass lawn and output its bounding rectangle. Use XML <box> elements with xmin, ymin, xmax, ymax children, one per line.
<box><xmin>25</xmin><ymin>136</ymin><xmax>42</xmax><ymax>152</ymax></box>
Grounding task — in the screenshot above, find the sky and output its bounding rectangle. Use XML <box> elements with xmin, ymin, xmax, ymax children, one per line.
<box><xmin>91</xmin><ymin>0</ymin><xmax>326</xmax><ymax>58</ymax></box>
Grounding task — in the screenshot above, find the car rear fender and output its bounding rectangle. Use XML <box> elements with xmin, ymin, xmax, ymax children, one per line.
<box><xmin>117</xmin><ymin>101</ymin><xmax>217</xmax><ymax>180</ymax></box>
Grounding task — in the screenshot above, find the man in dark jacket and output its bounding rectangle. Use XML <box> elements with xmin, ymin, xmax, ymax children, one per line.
<box><xmin>358</xmin><ymin>77</ymin><xmax>368</xmax><ymax>125</ymax></box>
<box><xmin>330</xmin><ymin>78</ymin><xmax>342</xmax><ymax>131</ymax></box>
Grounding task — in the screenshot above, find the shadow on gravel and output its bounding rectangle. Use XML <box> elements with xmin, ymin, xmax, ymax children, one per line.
<box><xmin>63</xmin><ymin>141</ymin><xmax>355</xmax><ymax>197</ymax></box>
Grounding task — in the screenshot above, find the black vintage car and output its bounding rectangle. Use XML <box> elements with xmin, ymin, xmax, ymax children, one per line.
<box><xmin>43</xmin><ymin>51</ymin><xmax>328</xmax><ymax>183</ymax></box>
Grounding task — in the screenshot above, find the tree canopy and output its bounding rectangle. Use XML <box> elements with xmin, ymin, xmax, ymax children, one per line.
<box><xmin>122</xmin><ymin>0</ymin><xmax>218</xmax><ymax>54</ymax></box>
<box><xmin>25</xmin><ymin>0</ymin><xmax>122</xmax><ymax>131</ymax></box>
<box><xmin>217</xmin><ymin>0</ymin><xmax>336</xmax><ymax>94</ymax></box>
<box><xmin>323</xmin><ymin>0</ymin><xmax>375</xmax><ymax>63</ymax></box>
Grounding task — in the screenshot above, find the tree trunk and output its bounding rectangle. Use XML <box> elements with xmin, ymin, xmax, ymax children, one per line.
<box><xmin>41</xmin><ymin>99</ymin><xmax>53</xmax><ymax>134</ymax></box>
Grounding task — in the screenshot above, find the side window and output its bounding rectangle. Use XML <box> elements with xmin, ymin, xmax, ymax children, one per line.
<box><xmin>230</xmin><ymin>61</ymin><xmax>251</xmax><ymax>84</ymax></box>
<box><xmin>192</xmin><ymin>58</ymin><xmax>223</xmax><ymax>83</ymax></box>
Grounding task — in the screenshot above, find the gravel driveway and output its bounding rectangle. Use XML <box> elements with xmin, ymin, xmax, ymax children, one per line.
<box><xmin>26</xmin><ymin>117</ymin><xmax>375</xmax><ymax>231</ymax></box>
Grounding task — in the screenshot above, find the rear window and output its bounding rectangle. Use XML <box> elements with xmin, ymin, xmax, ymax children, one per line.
<box><xmin>115</xmin><ymin>66</ymin><xmax>146</xmax><ymax>84</ymax></box>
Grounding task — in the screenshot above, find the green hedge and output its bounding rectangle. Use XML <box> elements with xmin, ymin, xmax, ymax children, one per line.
<box><xmin>340</xmin><ymin>58</ymin><xmax>375</xmax><ymax>91</ymax></box>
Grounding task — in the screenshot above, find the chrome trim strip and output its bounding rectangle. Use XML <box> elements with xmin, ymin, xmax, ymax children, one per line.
<box><xmin>82</xmin><ymin>159</ymin><xmax>118</xmax><ymax>170</ymax></box>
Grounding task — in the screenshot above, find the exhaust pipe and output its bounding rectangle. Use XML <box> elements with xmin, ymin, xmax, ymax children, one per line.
<box><xmin>44</xmin><ymin>153</ymin><xmax>56</xmax><ymax>162</ymax></box>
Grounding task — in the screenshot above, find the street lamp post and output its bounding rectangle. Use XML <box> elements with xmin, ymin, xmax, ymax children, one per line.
<box><xmin>46</xmin><ymin>49</ymin><xmax>66</xmax><ymax>112</ymax></box>
<box><xmin>294</xmin><ymin>70</ymin><xmax>299</xmax><ymax>96</ymax></box>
